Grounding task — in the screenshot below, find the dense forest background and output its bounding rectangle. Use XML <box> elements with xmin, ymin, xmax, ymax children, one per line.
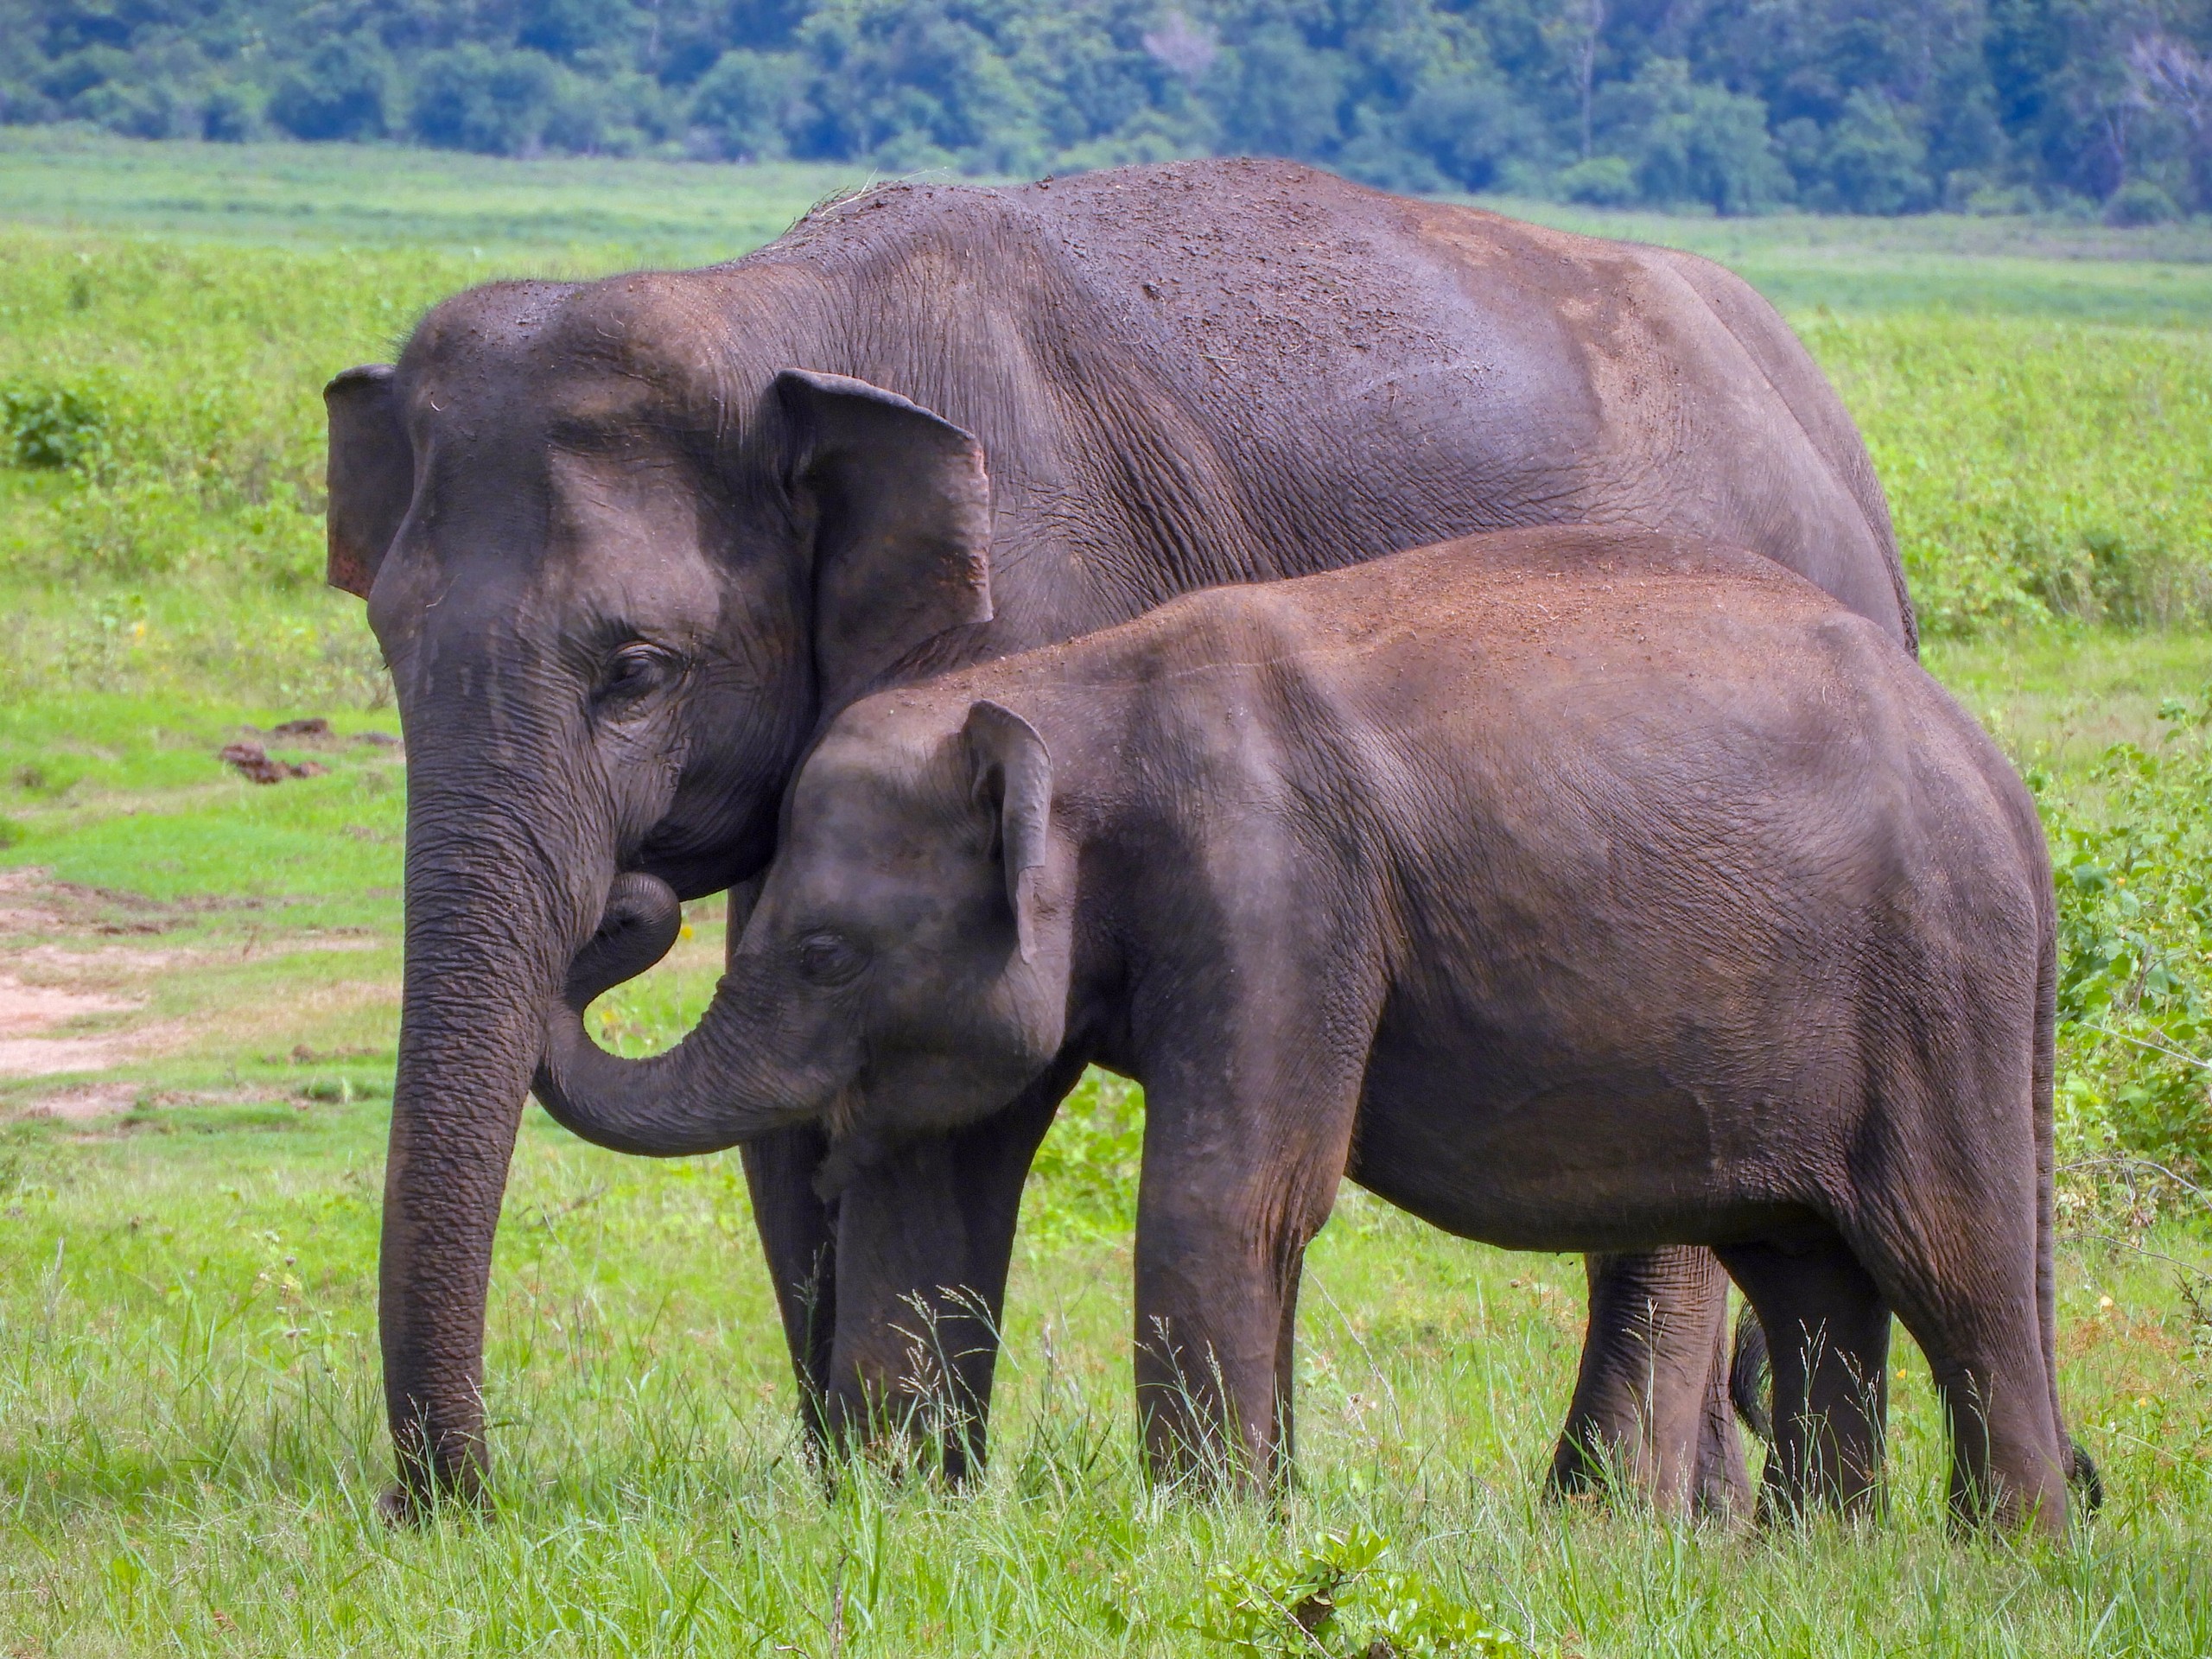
<box><xmin>3</xmin><ymin>0</ymin><xmax>2210</xmax><ymax>218</ymax></box>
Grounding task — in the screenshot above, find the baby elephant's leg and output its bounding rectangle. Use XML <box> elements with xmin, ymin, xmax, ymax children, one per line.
<box><xmin>1718</xmin><ymin>1234</ymin><xmax>1891</xmax><ymax>1521</ymax></box>
<box><xmin>1131</xmin><ymin>1026</ymin><xmax>1369</xmax><ymax>1491</ymax></box>
<box><xmin>1132</xmin><ymin>1177</ymin><xmax>1329</xmax><ymax>1491</ymax></box>
<box><xmin>1127</xmin><ymin>842</ymin><xmax>1383</xmax><ymax>1492</ymax></box>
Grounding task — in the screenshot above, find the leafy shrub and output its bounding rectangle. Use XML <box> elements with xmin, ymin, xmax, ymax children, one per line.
<box><xmin>269</xmin><ymin>38</ymin><xmax>395</xmax><ymax>142</ymax></box>
<box><xmin>1595</xmin><ymin>58</ymin><xmax>1790</xmax><ymax>215</ymax></box>
<box><xmin>1807</xmin><ymin>88</ymin><xmax>1934</xmax><ymax>215</ymax></box>
<box><xmin>2</xmin><ymin>379</ymin><xmax>110</xmax><ymax>472</ymax></box>
<box><xmin>411</xmin><ymin>47</ymin><xmax>565</xmax><ymax>155</ymax></box>
<box><xmin>1183</xmin><ymin>1526</ymin><xmax>1523</xmax><ymax>1657</ymax></box>
<box><xmin>1556</xmin><ymin>155</ymin><xmax>1638</xmax><ymax>205</ymax></box>
<box><xmin>2042</xmin><ymin>698</ymin><xmax>2212</xmax><ymax>1183</ymax></box>
<box><xmin>2106</xmin><ymin>180</ymin><xmax>2183</xmax><ymax>227</ymax></box>
<box><xmin>1025</xmin><ymin>1070</ymin><xmax>1143</xmax><ymax>1240</ymax></box>
<box><xmin>689</xmin><ymin>49</ymin><xmax>807</xmax><ymax>160</ymax></box>
<box><xmin>1808</xmin><ymin>315</ymin><xmax>2212</xmax><ymax>634</ymax></box>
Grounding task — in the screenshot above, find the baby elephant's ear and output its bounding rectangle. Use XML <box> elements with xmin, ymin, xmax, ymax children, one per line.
<box><xmin>963</xmin><ymin>700</ymin><xmax>1052</xmax><ymax>963</ymax></box>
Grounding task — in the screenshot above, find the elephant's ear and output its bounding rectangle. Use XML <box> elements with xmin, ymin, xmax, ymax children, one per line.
<box><xmin>324</xmin><ymin>365</ymin><xmax>413</xmax><ymax>599</ymax></box>
<box><xmin>774</xmin><ymin>369</ymin><xmax>993</xmax><ymax>706</ymax></box>
<box><xmin>963</xmin><ymin>699</ymin><xmax>1052</xmax><ymax>963</ymax></box>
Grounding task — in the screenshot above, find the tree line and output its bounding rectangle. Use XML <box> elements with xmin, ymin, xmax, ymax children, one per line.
<box><xmin>4</xmin><ymin>0</ymin><xmax>2209</xmax><ymax>219</ymax></box>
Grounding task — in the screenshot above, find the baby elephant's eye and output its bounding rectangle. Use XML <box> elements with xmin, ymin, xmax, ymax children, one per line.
<box><xmin>794</xmin><ymin>931</ymin><xmax>867</xmax><ymax>988</ymax></box>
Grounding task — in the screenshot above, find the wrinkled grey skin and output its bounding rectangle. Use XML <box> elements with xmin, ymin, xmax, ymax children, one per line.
<box><xmin>540</xmin><ymin>527</ymin><xmax>2081</xmax><ymax>1535</ymax></box>
<box><xmin>328</xmin><ymin>157</ymin><xmax>1914</xmax><ymax>1516</ymax></box>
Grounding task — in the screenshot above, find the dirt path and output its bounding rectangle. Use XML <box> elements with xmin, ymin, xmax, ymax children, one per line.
<box><xmin>0</xmin><ymin>974</ymin><xmax>143</xmax><ymax>1076</ymax></box>
<box><xmin>0</xmin><ymin>868</ymin><xmax>170</xmax><ymax>1115</ymax></box>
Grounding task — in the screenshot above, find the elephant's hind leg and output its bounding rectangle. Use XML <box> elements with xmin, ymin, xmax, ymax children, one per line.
<box><xmin>1716</xmin><ymin>1232</ymin><xmax>1891</xmax><ymax>1522</ymax></box>
<box><xmin>1843</xmin><ymin>1195</ymin><xmax>2069</xmax><ymax>1535</ymax></box>
<box><xmin>1549</xmin><ymin>1248</ymin><xmax>1750</xmax><ymax>1518</ymax></box>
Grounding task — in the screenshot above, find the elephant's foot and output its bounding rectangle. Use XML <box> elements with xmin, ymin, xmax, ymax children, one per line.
<box><xmin>373</xmin><ymin>1473</ymin><xmax>491</xmax><ymax>1529</ymax></box>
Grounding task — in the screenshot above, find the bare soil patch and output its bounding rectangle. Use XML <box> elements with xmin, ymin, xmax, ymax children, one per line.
<box><xmin>16</xmin><ymin>1081</ymin><xmax>141</xmax><ymax>1119</ymax></box>
<box><xmin>0</xmin><ymin>973</ymin><xmax>143</xmax><ymax>1078</ymax></box>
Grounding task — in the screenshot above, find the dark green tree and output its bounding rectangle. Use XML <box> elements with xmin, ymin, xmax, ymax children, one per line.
<box><xmin>269</xmin><ymin>35</ymin><xmax>396</xmax><ymax>139</ymax></box>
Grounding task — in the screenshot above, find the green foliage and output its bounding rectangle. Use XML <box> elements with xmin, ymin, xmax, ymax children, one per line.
<box><xmin>690</xmin><ymin>48</ymin><xmax>807</xmax><ymax>160</ymax></box>
<box><xmin>1183</xmin><ymin>1526</ymin><xmax>1524</xmax><ymax>1656</ymax></box>
<box><xmin>3</xmin><ymin>0</ymin><xmax>2209</xmax><ymax>214</ymax></box>
<box><xmin>1807</xmin><ymin>89</ymin><xmax>1937</xmax><ymax>216</ymax></box>
<box><xmin>2107</xmin><ymin>179</ymin><xmax>2184</xmax><ymax>227</ymax></box>
<box><xmin>1804</xmin><ymin>315</ymin><xmax>2212</xmax><ymax>634</ymax></box>
<box><xmin>1556</xmin><ymin>154</ymin><xmax>1638</xmax><ymax>205</ymax></box>
<box><xmin>2043</xmin><ymin>696</ymin><xmax>2212</xmax><ymax>1179</ymax></box>
<box><xmin>0</xmin><ymin>231</ymin><xmax>486</xmax><ymax>603</ymax></box>
<box><xmin>0</xmin><ymin>377</ymin><xmax>110</xmax><ymax>472</ymax></box>
<box><xmin>267</xmin><ymin>36</ymin><xmax>397</xmax><ymax>142</ymax></box>
<box><xmin>1592</xmin><ymin>58</ymin><xmax>1792</xmax><ymax>216</ymax></box>
<box><xmin>1025</xmin><ymin>1069</ymin><xmax>1145</xmax><ymax>1239</ymax></box>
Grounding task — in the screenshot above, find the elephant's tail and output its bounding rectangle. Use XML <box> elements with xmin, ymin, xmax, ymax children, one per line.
<box><xmin>1728</xmin><ymin>1301</ymin><xmax>1772</xmax><ymax>1446</ymax></box>
<box><xmin>2031</xmin><ymin>886</ymin><xmax>2104</xmax><ymax>1512</ymax></box>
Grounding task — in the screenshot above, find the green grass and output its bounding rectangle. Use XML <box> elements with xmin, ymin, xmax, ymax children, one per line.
<box><xmin>2</xmin><ymin>134</ymin><xmax>2211</xmax><ymax>1656</ymax></box>
<box><xmin>1490</xmin><ymin>198</ymin><xmax>2212</xmax><ymax>327</ymax></box>
<box><xmin>0</xmin><ymin>127</ymin><xmax>865</xmax><ymax>265</ymax></box>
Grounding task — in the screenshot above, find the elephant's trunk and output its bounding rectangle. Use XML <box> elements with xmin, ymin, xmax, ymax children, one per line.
<box><xmin>532</xmin><ymin>872</ymin><xmax>805</xmax><ymax>1157</ymax></box>
<box><xmin>379</xmin><ymin>790</ymin><xmax>605</xmax><ymax>1513</ymax></box>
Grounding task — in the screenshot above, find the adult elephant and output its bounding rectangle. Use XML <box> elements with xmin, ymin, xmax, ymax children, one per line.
<box><xmin>327</xmin><ymin>157</ymin><xmax>1912</xmax><ymax>1519</ymax></box>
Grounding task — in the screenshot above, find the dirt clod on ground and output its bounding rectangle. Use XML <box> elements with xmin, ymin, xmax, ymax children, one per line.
<box><xmin>219</xmin><ymin>742</ymin><xmax>329</xmax><ymax>785</ymax></box>
<box><xmin>19</xmin><ymin>1082</ymin><xmax>141</xmax><ymax>1120</ymax></box>
<box><xmin>238</xmin><ymin>717</ymin><xmax>400</xmax><ymax>753</ymax></box>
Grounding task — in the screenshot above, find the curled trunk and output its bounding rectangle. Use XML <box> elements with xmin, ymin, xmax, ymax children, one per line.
<box><xmin>532</xmin><ymin>872</ymin><xmax>799</xmax><ymax>1156</ymax></box>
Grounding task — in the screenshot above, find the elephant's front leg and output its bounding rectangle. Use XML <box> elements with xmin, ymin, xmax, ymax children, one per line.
<box><xmin>812</xmin><ymin>1070</ymin><xmax>1074</xmax><ymax>1478</ymax></box>
<box><xmin>1549</xmin><ymin>1247</ymin><xmax>1748</xmax><ymax>1517</ymax></box>
<box><xmin>1130</xmin><ymin>1068</ymin><xmax>1362</xmax><ymax>1491</ymax></box>
<box><xmin>740</xmin><ymin>1124</ymin><xmax>841</xmax><ymax>1452</ymax></box>
<box><xmin>1133</xmin><ymin>1189</ymin><xmax>1318</xmax><ymax>1490</ymax></box>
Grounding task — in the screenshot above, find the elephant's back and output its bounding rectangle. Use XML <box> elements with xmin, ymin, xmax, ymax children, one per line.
<box><xmin>1319</xmin><ymin>535</ymin><xmax>2035</xmax><ymax>985</ymax></box>
<box><xmin>748</xmin><ymin>160</ymin><xmax>1911</xmax><ymax>649</ymax></box>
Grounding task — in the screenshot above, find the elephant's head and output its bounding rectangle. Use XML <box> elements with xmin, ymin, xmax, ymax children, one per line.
<box><xmin>534</xmin><ymin>696</ymin><xmax>1073</xmax><ymax>1169</ymax></box>
<box><xmin>331</xmin><ymin>275</ymin><xmax>998</xmax><ymax>1509</ymax></box>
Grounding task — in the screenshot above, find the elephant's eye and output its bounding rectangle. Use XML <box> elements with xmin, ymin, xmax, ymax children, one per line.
<box><xmin>794</xmin><ymin>931</ymin><xmax>867</xmax><ymax>988</ymax></box>
<box><xmin>595</xmin><ymin>642</ymin><xmax>680</xmax><ymax>708</ymax></box>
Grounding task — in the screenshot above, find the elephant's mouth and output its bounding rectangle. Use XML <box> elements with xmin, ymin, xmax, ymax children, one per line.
<box><xmin>808</xmin><ymin>1084</ymin><xmax>881</xmax><ymax>1199</ymax></box>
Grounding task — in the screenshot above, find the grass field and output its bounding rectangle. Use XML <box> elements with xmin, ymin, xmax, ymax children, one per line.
<box><xmin>2</xmin><ymin>132</ymin><xmax>2210</xmax><ymax>1656</ymax></box>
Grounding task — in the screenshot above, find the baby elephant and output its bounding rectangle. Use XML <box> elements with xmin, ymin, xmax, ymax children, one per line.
<box><xmin>541</xmin><ymin>525</ymin><xmax>2080</xmax><ymax>1533</ymax></box>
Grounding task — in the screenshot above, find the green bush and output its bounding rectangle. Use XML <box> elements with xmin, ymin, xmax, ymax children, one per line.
<box><xmin>2106</xmin><ymin>180</ymin><xmax>2183</xmax><ymax>227</ymax></box>
<box><xmin>1556</xmin><ymin>155</ymin><xmax>1638</xmax><ymax>205</ymax></box>
<box><xmin>1809</xmin><ymin>315</ymin><xmax>2212</xmax><ymax>633</ymax></box>
<box><xmin>1</xmin><ymin>378</ymin><xmax>110</xmax><ymax>472</ymax></box>
<box><xmin>1182</xmin><ymin>1526</ymin><xmax>1523</xmax><ymax>1657</ymax></box>
<box><xmin>2042</xmin><ymin>698</ymin><xmax>2212</xmax><ymax>1185</ymax></box>
<box><xmin>1025</xmin><ymin>1070</ymin><xmax>1144</xmax><ymax>1240</ymax></box>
